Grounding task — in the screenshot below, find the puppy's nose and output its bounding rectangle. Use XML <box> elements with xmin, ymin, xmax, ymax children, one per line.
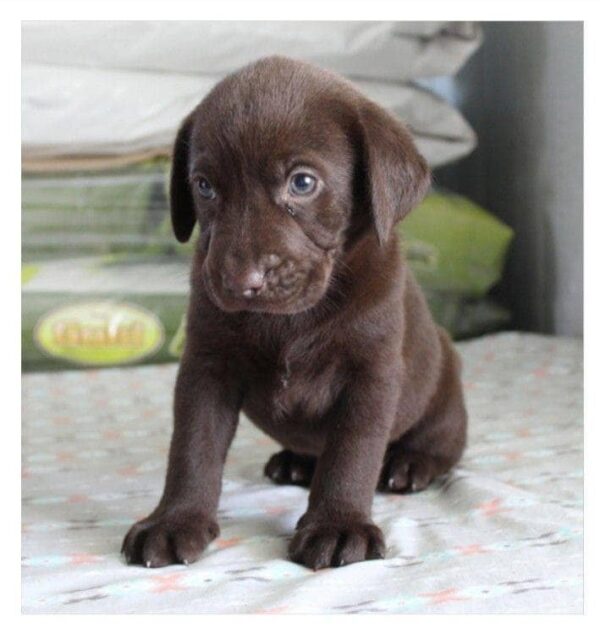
<box><xmin>240</xmin><ymin>270</ymin><xmax>265</xmax><ymax>298</ymax></box>
<box><xmin>223</xmin><ymin>268</ymin><xmax>265</xmax><ymax>299</ymax></box>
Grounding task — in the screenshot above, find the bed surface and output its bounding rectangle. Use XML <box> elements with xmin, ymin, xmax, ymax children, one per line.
<box><xmin>21</xmin><ymin>332</ymin><xmax>583</xmax><ymax>614</ymax></box>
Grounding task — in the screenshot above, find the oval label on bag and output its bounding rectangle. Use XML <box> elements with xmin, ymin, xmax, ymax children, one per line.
<box><xmin>34</xmin><ymin>301</ymin><xmax>164</xmax><ymax>366</ymax></box>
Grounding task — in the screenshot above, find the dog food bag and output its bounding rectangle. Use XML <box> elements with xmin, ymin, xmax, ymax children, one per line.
<box><xmin>22</xmin><ymin>160</ymin><xmax>188</xmax><ymax>372</ymax></box>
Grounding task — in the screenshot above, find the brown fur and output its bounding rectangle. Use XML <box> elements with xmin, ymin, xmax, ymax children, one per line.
<box><xmin>122</xmin><ymin>56</ymin><xmax>467</xmax><ymax>570</ymax></box>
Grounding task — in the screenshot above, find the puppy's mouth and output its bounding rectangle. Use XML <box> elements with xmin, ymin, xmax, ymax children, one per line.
<box><xmin>202</xmin><ymin>260</ymin><xmax>333</xmax><ymax>315</ymax></box>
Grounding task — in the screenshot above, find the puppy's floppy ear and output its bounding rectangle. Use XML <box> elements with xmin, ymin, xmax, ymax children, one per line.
<box><xmin>357</xmin><ymin>99</ymin><xmax>431</xmax><ymax>244</ymax></box>
<box><xmin>170</xmin><ymin>116</ymin><xmax>196</xmax><ymax>243</ymax></box>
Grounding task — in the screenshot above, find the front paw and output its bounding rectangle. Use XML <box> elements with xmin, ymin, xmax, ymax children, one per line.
<box><xmin>289</xmin><ymin>516</ymin><xmax>385</xmax><ymax>570</ymax></box>
<box><xmin>121</xmin><ymin>510</ymin><xmax>219</xmax><ymax>568</ymax></box>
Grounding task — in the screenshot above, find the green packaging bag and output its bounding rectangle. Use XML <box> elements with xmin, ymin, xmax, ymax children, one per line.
<box><xmin>21</xmin><ymin>160</ymin><xmax>172</xmax><ymax>261</ymax></box>
<box><xmin>22</xmin><ymin>255</ymin><xmax>189</xmax><ymax>372</ymax></box>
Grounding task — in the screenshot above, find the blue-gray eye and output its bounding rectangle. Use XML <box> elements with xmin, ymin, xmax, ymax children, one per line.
<box><xmin>198</xmin><ymin>178</ymin><xmax>216</xmax><ymax>199</ymax></box>
<box><xmin>289</xmin><ymin>172</ymin><xmax>317</xmax><ymax>196</ymax></box>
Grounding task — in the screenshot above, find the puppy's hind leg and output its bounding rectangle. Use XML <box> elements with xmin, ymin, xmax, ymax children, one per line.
<box><xmin>379</xmin><ymin>331</ymin><xmax>467</xmax><ymax>494</ymax></box>
<box><xmin>264</xmin><ymin>449</ymin><xmax>316</xmax><ymax>487</ymax></box>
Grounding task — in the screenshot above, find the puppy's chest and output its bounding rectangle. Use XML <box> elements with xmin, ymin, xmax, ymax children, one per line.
<box><xmin>241</xmin><ymin>341</ymin><xmax>345</xmax><ymax>424</ymax></box>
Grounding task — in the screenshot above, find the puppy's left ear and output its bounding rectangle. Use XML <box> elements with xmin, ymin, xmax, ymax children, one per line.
<box><xmin>357</xmin><ymin>100</ymin><xmax>431</xmax><ymax>244</ymax></box>
<box><xmin>169</xmin><ymin>116</ymin><xmax>196</xmax><ymax>243</ymax></box>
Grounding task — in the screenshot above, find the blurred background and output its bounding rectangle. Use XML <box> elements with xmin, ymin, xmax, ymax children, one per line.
<box><xmin>21</xmin><ymin>21</ymin><xmax>583</xmax><ymax>372</ymax></box>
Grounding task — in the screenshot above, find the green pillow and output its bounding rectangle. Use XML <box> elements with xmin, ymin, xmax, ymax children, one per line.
<box><xmin>400</xmin><ymin>192</ymin><xmax>513</xmax><ymax>297</ymax></box>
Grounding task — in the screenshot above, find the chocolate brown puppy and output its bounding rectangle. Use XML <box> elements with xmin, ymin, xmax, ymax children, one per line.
<box><xmin>122</xmin><ymin>56</ymin><xmax>467</xmax><ymax>570</ymax></box>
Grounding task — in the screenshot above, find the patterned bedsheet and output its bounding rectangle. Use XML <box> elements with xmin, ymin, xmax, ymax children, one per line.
<box><xmin>21</xmin><ymin>332</ymin><xmax>583</xmax><ymax>614</ymax></box>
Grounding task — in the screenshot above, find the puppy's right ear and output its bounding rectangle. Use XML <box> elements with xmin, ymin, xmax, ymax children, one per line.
<box><xmin>170</xmin><ymin>116</ymin><xmax>196</xmax><ymax>243</ymax></box>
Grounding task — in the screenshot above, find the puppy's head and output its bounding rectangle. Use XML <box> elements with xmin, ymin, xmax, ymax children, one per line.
<box><xmin>171</xmin><ymin>56</ymin><xmax>430</xmax><ymax>314</ymax></box>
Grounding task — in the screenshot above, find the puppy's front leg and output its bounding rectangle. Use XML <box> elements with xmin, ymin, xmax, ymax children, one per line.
<box><xmin>122</xmin><ymin>353</ymin><xmax>240</xmax><ymax>567</ymax></box>
<box><xmin>289</xmin><ymin>369</ymin><xmax>397</xmax><ymax>570</ymax></box>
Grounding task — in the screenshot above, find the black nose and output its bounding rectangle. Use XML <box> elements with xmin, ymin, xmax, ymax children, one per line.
<box><xmin>222</xmin><ymin>267</ymin><xmax>265</xmax><ymax>299</ymax></box>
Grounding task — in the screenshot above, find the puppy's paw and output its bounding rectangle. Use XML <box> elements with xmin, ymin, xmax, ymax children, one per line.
<box><xmin>121</xmin><ymin>510</ymin><xmax>219</xmax><ymax>568</ymax></box>
<box><xmin>289</xmin><ymin>517</ymin><xmax>385</xmax><ymax>570</ymax></box>
<box><xmin>264</xmin><ymin>449</ymin><xmax>316</xmax><ymax>487</ymax></box>
<box><xmin>378</xmin><ymin>450</ymin><xmax>444</xmax><ymax>493</ymax></box>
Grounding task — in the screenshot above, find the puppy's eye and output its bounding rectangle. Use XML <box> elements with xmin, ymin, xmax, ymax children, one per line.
<box><xmin>197</xmin><ymin>177</ymin><xmax>216</xmax><ymax>200</ymax></box>
<box><xmin>289</xmin><ymin>172</ymin><xmax>317</xmax><ymax>196</ymax></box>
